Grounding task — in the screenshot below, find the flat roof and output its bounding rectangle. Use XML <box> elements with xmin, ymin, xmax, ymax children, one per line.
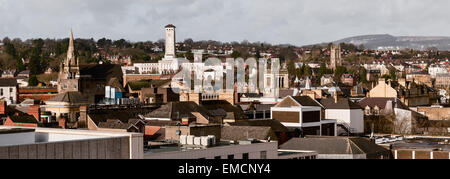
<box><xmin>0</xmin><ymin>128</ymin><xmax>35</xmax><ymax>135</ymax></box>
<box><xmin>144</xmin><ymin>141</ymin><xmax>268</xmax><ymax>154</ymax></box>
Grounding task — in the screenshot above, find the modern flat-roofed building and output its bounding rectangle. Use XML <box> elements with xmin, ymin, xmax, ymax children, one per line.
<box><xmin>144</xmin><ymin>140</ymin><xmax>318</xmax><ymax>159</ymax></box>
<box><xmin>271</xmin><ymin>96</ymin><xmax>337</xmax><ymax>136</ymax></box>
<box><xmin>0</xmin><ymin>126</ymin><xmax>144</xmax><ymax>159</ymax></box>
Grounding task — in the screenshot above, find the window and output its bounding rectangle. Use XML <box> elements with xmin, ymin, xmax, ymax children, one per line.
<box><xmin>227</xmin><ymin>155</ymin><xmax>234</xmax><ymax>159</ymax></box>
<box><xmin>0</xmin><ymin>89</ymin><xmax>3</xmax><ymax>96</ymax></box>
<box><xmin>214</xmin><ymin>156</ymin><xmax>221</xmax><ymax>160</ymax></box>
<box><xmin>242</xmin><ymin>153</ymin><xmax>249</xmax><ymax>160</ymax></box>
<box><xmin>365</xmin><ymin>107</ymin><xmax>371</xmax><ymax>115</ymax></box>
<box><xmin>302</xmin><ymin>111</ymin><xmax>321</xmax><ymax>123</ymax></box>
<box><xmin>9</xmin><ymin>88</ymin><xmax>12</xmax><ymax>93</ymax></box>
<box><xmin>260</xmin><ymin>151</ymin><xmax>267</xmax><ymax>159</ymax></box>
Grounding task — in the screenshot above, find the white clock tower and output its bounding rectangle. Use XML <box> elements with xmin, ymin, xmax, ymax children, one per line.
<box><xmin>164</xmin><ymin>24</ymin><xmax>176</xmax><ymax>59</ymax></box>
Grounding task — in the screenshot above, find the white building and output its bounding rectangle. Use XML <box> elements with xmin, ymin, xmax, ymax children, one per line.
<box><xmin>0</xmin><ymin>126</ymin><xmax>143</xmax><ymax>159</ymax></box>
<box><xmin>0</xmin><ymin>79</ymin><xmax>17</xmax><ymax>105</ymax></box>
<box><xmin>270</xmin><ymin>96</ymin><xmax>337</xmax><ymax>136</ymax></box>
<box><xmin>320</xmin><ymin>97</ymin><xmax>365</xmax><ymax>135</ymax></box>
<box><xmin>363</xmin><ymin>62</ymin><xmax>389</xmax><ymax>76</ymax></box>
<box><xmin>428</xmin><ymin>64</ymin><xmax>449</xmax><ymax>78</ymax></box>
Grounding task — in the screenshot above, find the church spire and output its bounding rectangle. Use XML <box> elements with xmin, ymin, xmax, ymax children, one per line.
<box><xmin>67</xmin><ymin>29</ymin><xmax>76</xmax><ymax>65</ymax></box>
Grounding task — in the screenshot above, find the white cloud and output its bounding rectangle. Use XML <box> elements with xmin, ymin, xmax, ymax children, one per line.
<box><xmin>1</xmin><ymin>0</ymin><xmax>450</xmax><ymax>46</ymax></box>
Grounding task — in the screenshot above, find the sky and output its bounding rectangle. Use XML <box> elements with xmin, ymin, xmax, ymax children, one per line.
<box><xmin>1</xmin><ymin>0</ymin><xmax>450</xmax><ymax>46</ymax></box>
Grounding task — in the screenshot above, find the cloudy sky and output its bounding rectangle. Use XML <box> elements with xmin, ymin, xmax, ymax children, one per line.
<box><xmin>1</xmin><ymin>0</ymin><xmax>450</xmax><ymax>46</ymax></box>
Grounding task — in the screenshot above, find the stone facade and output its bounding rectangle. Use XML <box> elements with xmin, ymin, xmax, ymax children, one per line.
<box><xmin>329</xmin><ymin>44</ymin><xmax>342</xmax><ymax>70</ymax></box>
<box><xmin>58</xmin><ymin>30</ymin><xmax>80</xmax><ymax>94</ymax></box>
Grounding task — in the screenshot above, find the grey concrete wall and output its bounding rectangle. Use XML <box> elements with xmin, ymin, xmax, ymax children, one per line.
<box><xmin>0</xmin><ymin>137</ymin><xmax>130</xmax><ymax>159</ymax></box>
<box><xmin>145</xmin><ymin>142</ymin><xmax>278</xmax><ymax>159</ymax></box>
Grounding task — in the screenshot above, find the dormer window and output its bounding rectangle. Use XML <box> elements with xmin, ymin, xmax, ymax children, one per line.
<box><xmin>373</xmin><ymin>106</ymin><xmax>380</xmax><ymax>116</ymax></box>
<box><xmin>365</xmin><ymin>106</ymin><xmax>371</xmax><ymax>115</ymax></box>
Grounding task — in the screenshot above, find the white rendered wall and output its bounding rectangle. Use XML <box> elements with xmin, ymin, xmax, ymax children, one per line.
<box><xmin>325</xmin><ymin>109</ymin><xmax>364</xmax><ymax>133</ymax></box>
<box><xmin>0</xmin><ymin>132</ymin><xmax>35</xmax><ymax>147</ymax></box>
<box><xmin>0</xmin><ymin>86</ymin><xmax>17</xmax><ymax>105</ymax></box>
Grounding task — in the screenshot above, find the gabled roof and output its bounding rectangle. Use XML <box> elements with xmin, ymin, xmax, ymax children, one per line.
<box><xmin>280</xmin><ymin>137</ymin><xmax>389</xmax><ymax>155</ymax></box>
<box><xmin>144</xmin><ymin>101</ymin><xmax>211</xmax><ymax>120</ymax></box>
<box><xmin>319</xmin><ymin>98</ymin><xmax>362</xmax><ymax>110</ymax></box>
<box><xmin>200</xmin><ymin>100</ymin><xmax>247</xmax><ymax>120</ymax></box>
<box><xmin>88</xmin><ymin>107</ymin><xmax>155</xmax><ymax>126</ymax></box>
<box><xmin>8</xmin><ymin>115</ymin><xmax>38</xmax><ymax>124</ymax></box>
<box><xmin>0</xmin><ymin>78</ymin><xmax>17</xmax><ymax>87</ymax></box>
<box><xmin>358</xmin><ymin>97</ymin><xmax>408</xmax><ymax>110</ymax></box>
<box><xmin>290</xmin><ymin>96</ymin><xmax>322</xmax><ymax>107</ymax></box>
<box><xmin>98</xmin><ymin>121</ymin><xmax>133</xmax><ymax>130</ymax></box>
<box><xmin>107</xmin><ymin>77</ymin><xmax>124</xmax><ymax>92</ymax></box>
<box><xmin>46</xmin><ymin>91</ymin><xmax>88</xmax><ymax>104</ymax></box>
<box><xmin>221</xmin><ymin>126</ymin><xmax>275</xmax><ymax>141</ymax></box>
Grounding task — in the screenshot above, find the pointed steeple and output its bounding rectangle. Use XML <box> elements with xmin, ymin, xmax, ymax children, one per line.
<box><xmin>67</xmin><ymin>29</ymin><xmax>75</xmax><ymax>65</ymax></box>
<box><xmin>305</xmin><ymin>76</ymin><xmax>311</xmax><ymax>90</ymax></box>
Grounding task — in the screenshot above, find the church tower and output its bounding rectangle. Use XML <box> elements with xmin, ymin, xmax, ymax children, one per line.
<box><xmin>164</xmin><ymin>24</ymin><xmax>176</xmax><ymax>59</ymax></box>
<box><xmin>330</xmin><ymin>44</ymin><xmax>342</xmax><ymax>70</ymax></box>
<box><xmin>58</xmin><ymin>29</ymin><xmax>80</xmax><ymax>93</ymax></box>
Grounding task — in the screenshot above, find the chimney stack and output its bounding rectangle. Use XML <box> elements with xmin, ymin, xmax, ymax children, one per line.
<box><xmin>334</xmin><ymin>91</ymin><xmax>338</xmax><ymax>103</ymax></box>
<box><xmin>78</xmin><ymin>105</ymin><xmax>88</xmax><ymax>128</ymax></box>
<box><xmin>28</xmin><ymin>105</ymin><xmax>41</xmax><ymax>122</ymax></box>
<box><xmin>0</xmin><ymin>100</ymin><xmax>6</xmax><ymax>115</ymax></box>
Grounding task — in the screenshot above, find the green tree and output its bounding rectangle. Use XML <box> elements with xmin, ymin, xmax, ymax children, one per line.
<box><xmin>318</xmin><ymin>63</ymin><xmax>327</xmax><ymax>79</ymax></box>
<box><xmin>303</xmin><ymin>64</ymin><xmax>312</xmax><ymax>77</ymax></box>
<box><xmin>361</xmin><ymin>68</ymin><xmax>368</xmax><ymax>84</ymax></box>
<box><xmin>287</xmin><ymin>60</ymin><xmax>296</xmax><ymax>79</ymax></box>
<box><xmin>231</xmin><ymin>51</ymin><xmax>241</xmax><ymax>59</ymax></box>
<box><xmin>28</xmin><ymin>75</ymin><xmax>39</xmax><ymax>86</ymax></box>
<box><xmin>334</xmin><ymin>66</ymin><xmax>347</xmax><ymax>82</ymax></box>
<box><xmin>185</xmin><ymin>49</ymin><xmax>194</xmax><ymax>61</ymax></box>
<box><xmin>389</xmin><ymin>68</ymin><xmax>397</xmax><ymax>81</ymax></box>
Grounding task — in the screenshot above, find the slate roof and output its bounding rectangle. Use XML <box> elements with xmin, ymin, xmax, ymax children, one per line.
<box><xmin>221</xmin><ymin>126</ymin><xmax>275</xmax><ymax>141</ymax></box>
<box><xmin>144</xmin><ymin>101</ymin><xmax>211</xmax><ymax>120</ymax></box>
<box><xmin>88</xmin><ymin>107</ymin><xmax>155</xmax><ymax>126</ymax></box>
<box><xmin>128</xmin><ymin>79</ymin><xmax>171</xmax><ymax>91</ymax></box>
<box><xmin>240</xmin><ymin>103</ymin><xmax>275</xmax><ymax>111</ymax></box>
<box><xmin>107</xmin><ymin>77</ymin><xmax>124</xmax><ymax>92</ymax></box>
<box><xmin>280</xmin><ymin>137</ymin><xmax>389</xmax><ymax>155</ymax></box>
<box><xmin>200</xmin><ymin>100</ymin><xmax>247</xmax><ymax>120</ymax></box>
<box><xmin>358</xmin><ymin>98</ymin><xmax>408</xmax><ymax>110</ymax></box>
<box><xmin>0</xmin><ymin>78</ymin><xmax>17</xmax><ymax>87</ymax></box>
<box><xmin>319</xmin><ymin>98</ymin><xmax>363</xmax><ymax>110</ymax></box>
<box><xmin>145</xmin><ymin>120</ymin><xmax>180</xmax><ymax>126</ymax></box>
<box><xmin>46</xmin><ymin>91</ymin><xmax>88</xmax><ymax>104</ymax></box>
<box><xmin>291</xmin><ymin>96</ymin><xmax>322</xmax><ymax>107</ymax></box>
<box><xmin>79</xmin><ymin>64</ymin><xmax>123</xmax><ymax>80</ymax></box>
<box><xmin>279</xmin><ymin>89</ymin><xmax>295</xmax><ymax>98</ymax></box>
<box><xmin>226</xmin><ymin>119</ymin><xmax>288</xmax><ymax>133</ymax></box>
<box><xmin>98</xmin><ymin>121</ymin><xmax>132</xmax><ymax>129</ymax></box>
<box><xmin>9</xmin><ymin>115</ymin><xmax>38</xmax><ymax>124</ymax></box>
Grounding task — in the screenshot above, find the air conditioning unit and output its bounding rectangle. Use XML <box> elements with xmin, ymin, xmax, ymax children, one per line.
<box><xmin>180</xmin><ymin>135</ymin><xmax>187</xmax><ymax>145</ymax></box>
<box><xmin>207</xmin><ymin>135</ymin><xmax>216</xmax><ymax>146</ymax></box>
<box><xmin>187</xmin><ymin>135</ymin><xmax>195</xmax><ymax>145</ymax></box>
<box><xmin>201</xmin><ymin>136</ymin><xmax>210</xmax><ymax>147</ymax></box>
<box><xmin>194</xmin><ymin>137</ymin><xmax>201</xmax><ymax>146</ymax></box>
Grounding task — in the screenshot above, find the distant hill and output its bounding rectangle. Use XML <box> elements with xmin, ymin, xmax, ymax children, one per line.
<box><xmin>332</xmin><ymin>34</ymin><xmax>450</xmax><ymax>50</ymax></box>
